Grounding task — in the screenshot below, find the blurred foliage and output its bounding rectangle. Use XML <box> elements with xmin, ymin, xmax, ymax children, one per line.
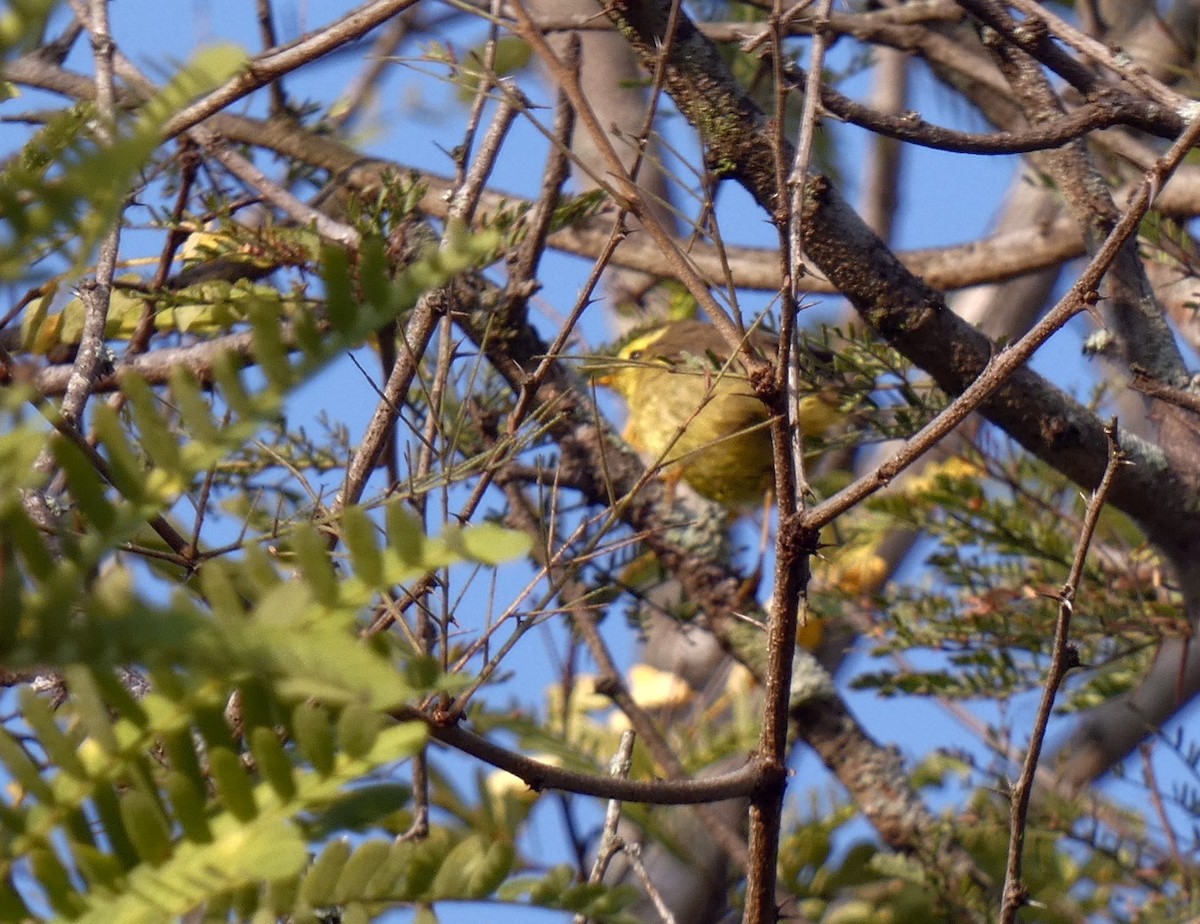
<box><xmin>0</xmin><ymin>45</ymin><xmax>248</xmax><ymax>280</ymax></box>
<box><xmin>0</xmin><ymin>65</ymin><xmax>627</xmax><ymax>913</ymax></box>
<box><xmin>0</xmin><ymin>211</ymin><xmax>580</xmax><ymax>918</ymax></box>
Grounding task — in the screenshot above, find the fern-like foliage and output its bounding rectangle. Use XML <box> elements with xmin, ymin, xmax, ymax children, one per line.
<box><xmin>851</xmin><ymin>448</ymin><xmax>1178</xmax><ymax>706</ymax></box>
<box><xmin>0</xmin><ymin>45</ymin><xmax>248</xmax><ymax>280</ymax></box>
<box><xmin>0</xmin><ymin>157</ymin><xmax>646</xmax><ymax>920</ymax></box>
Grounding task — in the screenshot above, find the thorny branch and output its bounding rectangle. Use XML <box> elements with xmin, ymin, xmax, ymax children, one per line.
<box><xmin>1000</xmin><ymin>424</ymin><xmax>1124</xmax><ymax>923</ymax></box>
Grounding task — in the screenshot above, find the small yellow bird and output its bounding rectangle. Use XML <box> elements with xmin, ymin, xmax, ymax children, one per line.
<box><xmin>596</xmin><ymin>319</ymin><xmax>841</xmax><ymax>506</ymax></box>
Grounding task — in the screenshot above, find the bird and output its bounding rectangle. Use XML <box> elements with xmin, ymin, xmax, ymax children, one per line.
<box><xmin>594</xmin><ymin>319</ymin><xmax>841</xmax><ymax>506</ymax></box>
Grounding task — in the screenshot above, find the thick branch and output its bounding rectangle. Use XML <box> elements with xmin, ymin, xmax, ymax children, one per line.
<box><xmin>404</xmin><ymin>709</ymin><xmax>770</xmax><ymax>805</ymax></box>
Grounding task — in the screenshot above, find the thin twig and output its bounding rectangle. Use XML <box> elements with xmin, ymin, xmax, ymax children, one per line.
<box><xmin>56</xmin><ymin>5</ymin><xmax>364</xmax><ymax>254</ymax></box>
<box><xmin>420</xmin><ymin>312</ymin><xmax>455</xmax><ymax>679</ymax></box>
<box><xmin>366</xmin><ymin>187</ymin><xmax>627</xmax><ymax>645</ymax></box>
<box><xmin>329</xmin><ymin>15</ymin><xmax>410</xmax><ymax>130</ymax></box>
<box><xmin>502</xmin><ymin>34</ymin><xmax>577</xmax><ymax>326</ymax></box>
<box><xmin>785</xmin><ymin>0</ymin><xmax>829</xmax><ymax>289</ymax></box>
<box><xmin>161</xmin><ymin>0</ymin><xmax>421</xmax><ymax>139</ymax></box>
<box><xmin>573</xmin><ymin>730</ymin><xmax>636</xmax><ymax>924</ymax></box>
<box><xmin>13</xmin><ymin>52</ymin><xmax>1160</xmax><ymax>298</ymax></box>
<box><xmin>1000</xmin><ymin>423</ymin><xmax>1123</xmax><ymax>923</ymax></box>
<box><xmin>620</xmin><ymin>0</ymin><xmax>683</xmax><ymax>207</ymax></box>
<box><xmin>507</xmin><ymin>0</ymin><xmax>750</xmax><ymax>361</ymax></box>
<box><xmin>1138</xmin><ymin>743</ymin><xmax>1193</xmax><ymax>903</ymax></box>
<box><xmin>0</xmin><ymin>356</ymin><xmax>196</xmax><ymax>561</ymax></box>
<box><xmin>1130</xmin><ymin>369</ymin><xmax>1200</xmax><ymax>416</ymax></box>
<box><xmin>448</xmin><ymin>85</ymin><xmax>523</xmax><ymax>226</ymax></box>
<box><xmin>333</xmin><ymin>81</ymin><xmax>522</xmax><ymax>521</ymax></box>
<box><xmin>332</xmin><ymin>295</ymin><xmax>442</xmax><ymax>518</ymax></box>
<box><xmin>451</xmin><ymin>0</ymin><xmax>504</xmax><ymax>190</ymax></box>
<box><xmin>255</xmin><ymin>0</ymin><xmax>287</xmax><ymax>114</ymax></box>
<box><xmin>858</xmin><ymin>47</ymin><xmax>907</xmax><ymax>239</ymax></box>
<box><xmin>623</xmin><ymin>843</ymin><xmax>678</xmax><ymax>924</ymax></box>
<box><xmin>206</xmin><ymin>141</ymin><xmax>360</xmax><ymax>247</ymax></box>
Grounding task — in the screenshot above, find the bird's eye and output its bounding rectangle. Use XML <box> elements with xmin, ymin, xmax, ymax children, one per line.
<box><xmin>629</xmin><ymin>350</ymin><xmax>643</xmax><ymax>360</ymax></box>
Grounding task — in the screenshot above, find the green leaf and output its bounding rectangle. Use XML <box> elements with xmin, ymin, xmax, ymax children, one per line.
<box><xmin>337</xmin><ymin>704</ymin><xmax>384</xmax><ymax>761</ymax></box>
<box><xmin>118</xmin><ymin>789</ymin><xmax>173</xmax><ymax>866</ymax></box>
<box><xmin>121</xmin><ymin>372</ymin><xmax>182</xmax><ymax>489</ymax></box>
<box><xmin>499</xmin><ymin>865</ymin><xmax>640</xmax><ymax>923</ymax></box>
<box><xmin>340</xmin><ymin>903</ymin><xmax>373</xmax><ymax>924</ymax></box>
<box><xmin>249</xmin><ymin>726</ymin><xmax>297</xmax><ymax>802</ymax></box>
<box><xmin>169</xmin><ymin>368</ymin><xmax>223</xmax><ymax>445</ymax></box>
<box><xmin>0</xmin><ymin>873</ymin><xmax>30</xmax><ymax>923</ymax></box>
<box><xmin>429</xmin><ymin>833</ymin><xmax>514</xmax><ymax>900</ymax></box>
<box><xmin>303</xmin><ymin>782</ymin><xmax>413</xmax><ymax>841</ymax></box>
<box><xmin>342</xmin><ymin>506</ymin><xmax>383</xmax><ymax>588</ymax></box>
<box><xmin>0</xmin><ymin>46</ymin><xmax>247</xmax><ymax>279</ymax></box>
<box><xmin>456</xmin><ymin>521</ymin><xmax>533</xmax><ymax>566</ymax></box>
<box><xmin>292</xmin><ymin>702</ymin><xmax>335</xmax><ymax>778</ymax></box>
<box><xmin>91</xmin><ymin>780</ymin><xmax>141</xmax><ymax>869</ymax></box>
<box><xmin>64</xmin><ymin>665</ymin><xmax>119</xmax><ymax>754</ymax></box>
<box><xmin>209</xmin><ymin>746</ymin><xmax>258</xmax><ymax>822</ymax></box>
<box><xmin>160</xmin><ymin>727</ymin><xmax>208</xmax><ymax>801</ymax></box>
<box><xmin>69</xmin><ymin>843</ymin><xmax>125</xmax><ymax>893</ymax></box>
<box><xmin>52</xmin><ymin>436</ymin><xmax>117</xmax><ymax>531</ymax></box>
<box><xmin>393</xmin><ymin>828</ymin><xmax>455</xmax><ymax>899</ymax></box>
<box><xmin>234</xmin><ymin>585</ymin><xmax>419</xmax><ymax>709</ymax></box>
<box><xmin>301</xmin><ymin>838</ymin><xmax>351</xmax><ymax>907</ymax></box>
<box><xmin>164</xmin><ymin>771</ymin><xmax>213</xmax><ymax>845</ymax></box>
<box><xmin>334</xmin><ymin>839</ymin><xmax>392</xmax><ymax>903</ymax></box>
<box><xmin>248</xmin><ymin>299</ymin><xmax>292</xmax><ymax>392</ymax></box>
<box><xmin>30</xmin><ymin>847</ymin><xmax>85</xmax><ymax>917</ymax></box>
<box><xmin>386</xmin><ymin>502</ymin><xmax>425</xmax><ymax>570</ymax></box>
<box><xmin>91</xmin><ymin>402</ymin><xmax>148</xmax><ymax>504</ymax></box>
<box><xmin>0</xmin><ymin>726</ymin><xmax>53</xmax><ymax>803</ymax></box>
<box><xmin>198</xmin><ymin>559</ymin><xmax>246</xmax><ymax>620</ymax></box>
<box><xmin>264</xmin><ymin>874</ymin><xmax>301</xmax><ymax>916</ymax></box>
<box><xmin>322</xmin><ymin>244</ymin><xmax>356</xmax><ymax>334</ymax></box>
<box><xmin>291</xmin><ymin>520</ymin><xmax>338</xmax><ymax>607</ymax></box>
